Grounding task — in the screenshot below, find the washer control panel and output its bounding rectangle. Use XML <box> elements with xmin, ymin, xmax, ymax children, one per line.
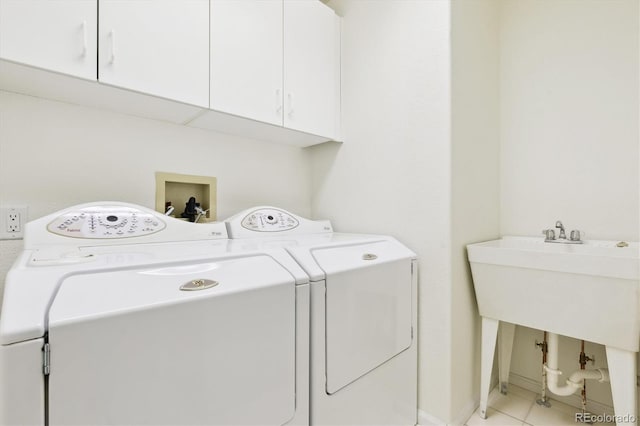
<box><xmin>47</xmin><ymin>206</ymin><xmax>166</xmax><ymax>239</ymax></box>
<box><xmin>241</xmin><ymin>208</ymin><xmax>299</xmax><ymax>232</ymax></box>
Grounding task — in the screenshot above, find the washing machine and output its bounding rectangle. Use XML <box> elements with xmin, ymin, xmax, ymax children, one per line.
<box><xmin>0</xmin><ymin>202</ymin><xmax>309</xmax><ymax>426</ymax></box>
<box><xmin>225</xmin><ymin>207</ymin><xmax>418</xmax><ymax>425</ymax></box>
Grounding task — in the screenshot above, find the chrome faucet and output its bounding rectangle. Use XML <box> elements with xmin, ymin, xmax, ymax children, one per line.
<box><xmin>555</xmin><ymin>220</ymin><xmax>566</xmax><ymax>240</ymax></box>
<box><xmin>542</xmin><ymin>220</ymin><xmax>583</xmax><ymax>244</ymax></box>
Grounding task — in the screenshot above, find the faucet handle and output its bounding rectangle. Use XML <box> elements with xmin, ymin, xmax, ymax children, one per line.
<box><xmin>569</xmin><ymin>230</ymin><xmax>581</xmax><ymax>241</ymax></box>
<box><xmin>542</xmin><ymin>229</ymin><xmax>555</xmax><ymax>240</ymax></box>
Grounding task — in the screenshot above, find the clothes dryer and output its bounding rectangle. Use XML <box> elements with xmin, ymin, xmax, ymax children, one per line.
<box><xmin>225</xmin><ymin>207</ymin><xmax>418</xmax><ymax>425</ymax></box>
<box><xmin>0</xmin><ymin>202</ymin><xmax>309</xmax><ymax>426</ymax></box>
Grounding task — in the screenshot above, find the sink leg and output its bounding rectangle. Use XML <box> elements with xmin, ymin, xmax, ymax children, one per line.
<box><xmin>480</xmin><ymin>317</ymin><xmax>499</xmax><ymax>419</ymax></box>
<box><xmin>605</xmin><ymin>346</ymin><xmax>637</xmax><ymax>425</ymax></box>
<box><xmin>498</xmin><ymin>322</ymin><xmax>516</xmax><ymax>395</ymax></box>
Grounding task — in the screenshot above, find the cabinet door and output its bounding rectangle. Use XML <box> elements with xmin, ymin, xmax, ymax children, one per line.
<box><xmin>0</xmin><ymin>0</ymin><xmax>97</xmax><ymax>80</ymax></box>
<box><xmin>210</xmin><ymin>0</ymin><xmax>283</xmax><ymax>126</ymax></box>
<box><xmin>99</xmin><ymin>0</ymin><xmax>209</xmax><ymax>108</ymax></box>
<box><xmin>284</xmin><ymin>0</ymin><xmax>338</xmax><ymax>139</ymax></box>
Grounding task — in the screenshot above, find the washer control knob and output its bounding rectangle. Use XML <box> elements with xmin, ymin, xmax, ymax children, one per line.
<box><xmin>265</xmin><ymin>215</ymin><xmax>278</xmax><ymax>224</ymax></box>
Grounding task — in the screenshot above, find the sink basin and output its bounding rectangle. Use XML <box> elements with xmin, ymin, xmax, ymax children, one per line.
<box><xmin>468</xmin><ymin>236</ymin><xmax>639</xmax><ymax>351</ymax></box>
<box><xmin>468</xmin><ymin>236</ymin><xmax>640</xmax><ymax>424</ymax></box>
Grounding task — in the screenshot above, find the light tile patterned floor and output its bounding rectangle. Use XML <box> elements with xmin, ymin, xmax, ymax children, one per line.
<box><xmin>464</xmin><ymin>385</ymin><xmax>614</xmax><ymax>426</ymax></box>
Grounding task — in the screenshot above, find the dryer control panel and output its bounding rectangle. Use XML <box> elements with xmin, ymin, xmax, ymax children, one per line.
<box><xmin>47</xmin><ymin>206</ymin><xmax>166</xmax><ymax>239</ymax></box>
<box><xmin>225</xmin><ymin>206</ymin><xmax>333</xmax><ymax>238</ymax></box>
<box><xmin>241</xmin><ymin>208</ymin><xmax>299</xmax><ymax>232</ymax></box>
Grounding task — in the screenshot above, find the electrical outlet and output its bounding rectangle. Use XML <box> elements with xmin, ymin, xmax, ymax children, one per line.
<box><xmin>7</xmin><ymin>212</ymin><xmax>20</xmax><ymax>233</ymax></box>
<box><xmin>0</xmin><ymin>206</ymin><xmax>28</xmax><ymax>240</ymax></box>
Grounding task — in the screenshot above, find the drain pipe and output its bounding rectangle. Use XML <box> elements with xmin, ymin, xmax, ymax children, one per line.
<box><xmin>544</xmin><ymin>333</ymin><xmax>610</xmax><ymax>396</ymax></box>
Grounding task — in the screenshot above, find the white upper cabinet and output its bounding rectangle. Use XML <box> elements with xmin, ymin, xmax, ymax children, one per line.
<box><xmin>0</xmin><ymin>0</ymin><xmax>340</xmax><ymax>146</ymax></box>
<box><xmin>210</xmin><ymin>0</ymin><xmax>283</xmax><ymax>126</ymax></box>
<box><xmin>209</xmin><ymin>0</ymin><xmax>339</xmax><ymax>139</ymax></box>
<box><xmin>284</xmin><ymin>0</ymin><xmax>339</xmax><ymax>139</ymax></box>
<box><xmin>0</xmin><ymin>0</ymin><xmax>97</xmax><ymax>80</ymax></box>
<box><xmin>98</xmin><ymin>0</ymin><xmax>209</xmax><ymax>108</ymax></box>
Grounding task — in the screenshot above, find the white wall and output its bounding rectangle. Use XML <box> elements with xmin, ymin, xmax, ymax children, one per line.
<box><xmin>313</xmin><ymin>0</ymin><xmax>452</xmax><ymax>422</ymax></box>
<box><xmin>500</xmin><ymin>0</ymin><xmax>639</xmax><ymax>241</ymax></box>
<box><xmin>451</xmin><ymin>0</ymin><xmax>500</xmax><ymax>421</ymax></box>
<box><xmin>315</xmin><ymin>2</ymin><xmax>502</xmax><ymax>423</ymax></box>
<box><xmin>499</xmin><ymin>0</ymin><xmax>639</xmax><ymax>411</ymax></box>
<box><xmin>318</xmin><ymin>0</ymin><xmax>638</xmax><ymax>420</ymax></box>
<box><xmin>0</xmin><ymin>90</ymin><xmax>312</xmax><ymax>310</ymax></box>
<box><xmin>2</xmin><ymin>0</ymin><xmax>637</xmax><ymax>421</ymax></box>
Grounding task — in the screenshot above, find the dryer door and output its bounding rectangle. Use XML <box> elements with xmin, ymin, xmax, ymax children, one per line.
<box><xmin>47</xmin><ymin>255</ymin><xmax>295</xmax><ymax>425</ymax></box>
<box><xmin>312</xmin><ymin>240</ymin><xmax>414</xmax><ymax>394</ymax></box>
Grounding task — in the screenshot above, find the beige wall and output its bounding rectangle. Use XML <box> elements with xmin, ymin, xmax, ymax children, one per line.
<box><xmin>451</xmin><ymin>0</ymin><xmax>501</xmax><ymax>421</ymax></box>
<box><xmin>500</xmin><ymin>0</ymin><xmax>639</xmax><ymax>241</ymax></box>
<box><xmin>0</xmin><ymin>90</ymin><xmax>312</xmax><ymax>310</ymax></box>
<box><xmin>314</xmin><ymin>0</ymin><xmax>453</xmax><ymax>422</ymax></box>
<box><xmin>1</xmin><ymin>0</ymin><xmax>638</xmax><ymax>421</ymax></box>
<box><xmin>499</xmin><ymin>0</ymin><xmax>639</xmax><ymax>411</ymax></box>
<box><xmin>316</xmin><ymin>1</ymin><xmax>502</xmax><ymax>422</ymax></box>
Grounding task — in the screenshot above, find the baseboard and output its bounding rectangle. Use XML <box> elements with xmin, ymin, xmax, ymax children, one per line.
<box><xmin>508</xmin><ymin>372</ymin><xmax>614</xmax><ymax>416</ymax></box>
<box><xmin>418</xmin><ymin>396</ymin><xmax>479</xmax><ymax>426</ymax></box>
<box><xmin>451</xmin><ymin>397</ymin><xmax>480</xmax><ymax>426</ymax></box>
<box><xmin>418</xmin><ymin>409</ymin><xmax>447</xmax><ymax>425</ymax></box>
<box><xmin>418</xmin><ymin>372</ymin><xmax>616</xmax><ymax>425</ymax></box>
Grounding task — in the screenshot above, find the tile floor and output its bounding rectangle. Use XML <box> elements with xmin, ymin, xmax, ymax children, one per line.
<box><xmin>464</xmin><ymin>385</ymin><xmax>613</xmax><ymax>425</ymax></box>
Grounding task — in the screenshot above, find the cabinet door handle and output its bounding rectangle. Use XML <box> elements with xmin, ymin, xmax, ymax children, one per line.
<box><xmin>276</xmin><ymin>88</ymin><xmax>282</xmax><ymax>114</ymax></box>
<box><xmin>287</xmin><ymin>92</ymin><xmax>294</xmax><ymax>117</ymax></box>
<box><xmin>109</xmin><ymin>30</ymin><xmax>116</xmax><ymax>64</ymax></box>
<box><xmin>81</xmin><ymin>20</ymin><xmax>87</xmax><ymax>57</ymax></box>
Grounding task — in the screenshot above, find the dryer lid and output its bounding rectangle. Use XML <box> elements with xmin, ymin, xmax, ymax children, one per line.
<box><xmin>310</xmin><ymin>238</ymin><xmax>415</xmax><ymax>275</ymax></box>
<box><xmin>312</xmin><ymin>240</ymin><xmax>415</xmax><ymax>394</ymax></box>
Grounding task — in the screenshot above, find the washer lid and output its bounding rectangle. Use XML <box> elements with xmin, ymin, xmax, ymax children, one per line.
<box><xmin>47</xmin><ymin>254</ymin><xmax>296</xmax><ymax>425</ymax></box>
<box><xmin>0</xmin><ymin>239</ymin><xmax>232</xmax><ymax>345</ymax></box>
<box><xmin>48</xmin><ymin>254</ymin><xmax>293</xmax><ymax>326</ymax></box>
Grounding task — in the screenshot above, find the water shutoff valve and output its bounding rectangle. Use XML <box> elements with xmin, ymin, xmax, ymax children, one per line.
<box><xmin>579</xmin><ymin>352</ymin><xmax>595</xmax><ymax>366</ymax></box>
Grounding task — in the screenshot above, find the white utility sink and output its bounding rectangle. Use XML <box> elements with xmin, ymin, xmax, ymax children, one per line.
<box><xmin>468</xmin><ymin>237</ymin><xmax>640</xmax><ymax>425</ymax></box>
